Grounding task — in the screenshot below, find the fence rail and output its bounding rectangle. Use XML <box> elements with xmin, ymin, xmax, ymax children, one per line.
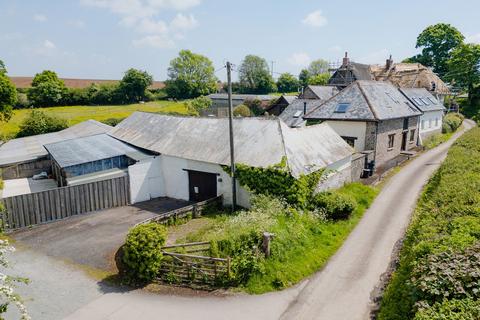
<box><xmin>156</xmin><ymin>241</ymin><xmax>231</xmax><ymax>289</ymax></box>
<box><xmin>0</xmin><ymin>175</ymin><xmax>130</xmax><ymax>231</ymax></box>
<box><xmin>135</xmin><ymin>195</ymin><xmax>222</xmax><ymax>227</ymax></box>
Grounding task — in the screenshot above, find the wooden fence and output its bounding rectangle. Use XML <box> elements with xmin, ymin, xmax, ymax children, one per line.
<box><xmin>157</xmin><ymin>242</ymin><xmax>231</xmax><ymax>289</ymax></box>
<box><xmin>135</xmin><ymin>195</ymin><xmax>223</xmax><ymax>226</ymax></box>
<box><xmin>0</xmin><ymin>175</ymin><xmax>130</xmax><ymax>231</ymax></box>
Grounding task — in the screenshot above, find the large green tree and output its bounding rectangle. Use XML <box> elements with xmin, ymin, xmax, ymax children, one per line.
<box><xmin>0</xmin><ymin>60</ymin><xmax>16</xmax><ymax>122</ymax></box>
<box><xmin>118</xmin><ymin>68</ymin><xmax>153</xmax><ymax>103</ymax></box>
<box><xmin>165</xmin><ymin>50</ymin><xmax>217</xmax><ymax>99</ymax></box>
<box><xmin>408</xmin><ymin>23</ymin><xmax>465</xmax><ymax>77</ymax></box>
<box><xmin>299</xmin><ymin>69</ymin><xmax>310</xmax><ymax>87</ymax></box>
<box><xmin>447</xmin><ymin>43</ymin><xmax>480</xmax><ymax>101</ymax></box>
<box><xmin>276</xmin><ymin>73</ymin><xmax>299</xmax><ymax>93</ymax></box>
<box><xmin>28</xmin><ymin>70</ymin><xmax>67</xmax><ymax>107</ymax></box>
<box><xmin>238</xmin><ymin>55</ymin><xmax>276</xmax><ymax>94</ymax></box>
<box><xmin>308</xmin><ymin>73</ymin><xmax>330</xmax><ymax>85</ymax></box>
<box><xmin>307</xmin><ymin>59</ymin><xmax>329</xmax><ymax>76</ymax></box>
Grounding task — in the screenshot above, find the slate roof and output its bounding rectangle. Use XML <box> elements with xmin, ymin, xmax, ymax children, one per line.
<box><xmin>109</xmin><ymin>112</ymin><xmax>353</xmax><ymax>177</ymax></box>
<box><xmin>44</xmin><ymin>133</ymin><xmax>145</xmax><ymax>168</ymax></box>
<box><xmin>399</xmin><ymin>87</ymin><xmax>446</xmax><ymax>112</ymax></box>
<box><xmin>279</xmin><ymin>99</ymin><xmax>321</xmax><ymax>127</ymax></box>
<box><xmin>304</xmin><ymin>81</ymin><xmax>422</xmax><ymax>121</ymax></box>
<box><xmin>0</xmin><ymin>120</ymin><xmax>112</xmax><ymax>167</ymax></box>
<box><xmin>306</xmin><ymin>86</ymin><xmax>338</xmax><ymax>100</ymax></box>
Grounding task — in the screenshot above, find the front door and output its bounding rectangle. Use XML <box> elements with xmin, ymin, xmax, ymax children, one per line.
<box><xmin>188</xmin><ymin>170</ymin><xmax>217</xmax><ymax>202</ymax></box>
<box><xmin>401</xmin><ymin>131</ymin><xmax>407</xmax><ymax>151</ymax></box>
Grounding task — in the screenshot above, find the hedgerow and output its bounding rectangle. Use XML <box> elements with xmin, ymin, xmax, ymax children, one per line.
<box><xmin>378</xmin><ymin>127</ymin><xmax>480</xmax><ymax>320</ymax></box>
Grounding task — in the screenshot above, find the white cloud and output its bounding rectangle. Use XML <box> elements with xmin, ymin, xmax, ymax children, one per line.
<box><xmin>68</xmin><ymin>19</ymin><xmax>86</xmax><ymax>28</ymax></box>
<box><xmin>33</xmin><ymin>14</ymin><xmax>47</xmax><ymax>22</ymax></box>
<box><xmin>170</xmin><ymin>13</ymin><xmax>197</xmax><ymax>30</ymax></box>
<box><xmin>43</xmin><ymin>40</ymin><xmax>56</xmax><ymax>49</ymax></box>
<box><xmin>302</xmin><ymin>10</ymin><xmax>327</xmax><ymax>27</ymax></box>
<box><xmin>288</xmin><ymin>52</ymin><xmax>311</xmax><ymax>67</ymax></box>
<box><xmin>133</xmin><ymin>34</ymin><xmax>175</xmax><ymax>48</ymax></box>
<box><xmin>466</xmin><ymin>33</ymin><xmax>480</xmax><ymax>44</ymax></box>
<box><xmin>34</xmin><ymin>40</ymin><xmax>57</xmax><ymax>57</ymax></box>
<box><xmin>82</xmin><ymin>0</ymin><xmax>201</xmax><ymax>49</ymax></box>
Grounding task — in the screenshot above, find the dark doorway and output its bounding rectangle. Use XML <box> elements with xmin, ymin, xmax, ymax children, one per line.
<box><xmin>187</xmin><ymin>170</ymin><xmax>218</xmax><ymax>202</ymax></box>
<box><xmin>401</xmin><ymin>131</ymin><xmax>407</xmax><ymax>151</ymax></box>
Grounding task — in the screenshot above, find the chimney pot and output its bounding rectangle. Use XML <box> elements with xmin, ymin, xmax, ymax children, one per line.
<box><xmin>342</xmin><ymin>52</ymin><xmax>350</xmax><ymax>67</ymax></box>
<box><xmin>386</xmin><ymin>55</ymin><xmax>393</xmax><ymax>69</ymax></box>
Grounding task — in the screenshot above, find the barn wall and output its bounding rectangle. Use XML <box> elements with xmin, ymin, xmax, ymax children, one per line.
<box><xmin>325</xmin><ymin>121</ymin><xmax>367</xmax><ymax>151</ymax></box>
<box><xmin>128</xmin><ymin>156</ymin><xmax>164</xmax><ymax>204</ymax></box>
<box><xmin>316</xmin><ymin>155</ymin><xmax>352</xmax><ymax>192</ymax></box>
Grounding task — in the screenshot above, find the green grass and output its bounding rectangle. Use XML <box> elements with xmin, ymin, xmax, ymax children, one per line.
<box><xmin>180</xmin><ymin>183</ymin><xmax>378</xmax><ymax>294</ymax></box>
<box><xmin>422</xmin><ymin>131</ymin><xmax>455</xmax><ymax>150</ymax></box>
<box><xmin>1</xmin><ymin>100</ymin><xmax>189</xmax><ymax>138</ymax></box>
<box><xmin>378</xmin><ymin>127</ymin><xmax>480</xmax><ymax>320</ymax></box>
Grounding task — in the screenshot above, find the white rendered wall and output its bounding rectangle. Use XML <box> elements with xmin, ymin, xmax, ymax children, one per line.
<box><xmin>419</xmin><ymin>110</ymin><xmax>444</xmax><ymax>135</ymax></box>
<box><xmin>128</xmin><ymin>156</ymin><xmax>165</xmax><ymax>204</ymax></box>
<box><xmin>325</xmin><ymin>121</ymin><xmax>367</xmax><ymax>151</ymax></box>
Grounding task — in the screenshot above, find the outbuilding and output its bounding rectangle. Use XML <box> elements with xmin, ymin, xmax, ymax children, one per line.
<box><xmin>110</xmin><ymin>112</ymin><xmax>354</xmax><ymax>206</ymax></box>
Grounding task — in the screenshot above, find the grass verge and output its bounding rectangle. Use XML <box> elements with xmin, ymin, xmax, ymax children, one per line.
<box><xmin>1</xmin><ymin>100</ymin><xmax>189</xmax><ymax>138</ymax></box>
<box><xmin>378</xmin><ymin>127</ymin><xmax>480</xmax><ymax>320</ymax></box>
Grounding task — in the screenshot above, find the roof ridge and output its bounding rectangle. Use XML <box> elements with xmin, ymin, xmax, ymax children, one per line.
<box><xmin>356</xmin><ymin>81</ymin><xmax>380</xmax><ymax>120</ymax></box>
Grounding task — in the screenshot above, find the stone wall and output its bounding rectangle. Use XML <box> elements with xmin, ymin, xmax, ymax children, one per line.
<box><xmin>316</xmin><ymin>166</ymin><xmax>352</xmax><ymax>193</ymax></box>
<box><xmin>364</xmin><ymin>121</ymin><xmax>377</xmax><ymax>150</ymax></box>
<box><xmin>1</xmin><ymin>159</ymin><xmax>52</xmax><ymax>180</ymax></box>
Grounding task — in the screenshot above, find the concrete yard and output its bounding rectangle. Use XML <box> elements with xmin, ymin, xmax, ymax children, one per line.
<box><xmin>0</xmin><ymin>178</ymin><xmax>57</xmax><ymax>198</ymax></box>
<box><xmin>11</xmin><ymin>197</ymin><xmax>191</xmax><ymax>271</ymax></box>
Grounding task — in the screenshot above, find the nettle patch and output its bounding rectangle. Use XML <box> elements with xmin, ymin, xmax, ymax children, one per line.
<box><xmin>223</xmin><ymin>157</ymin><xmax>325</xmax><ymax>208</ymax></box>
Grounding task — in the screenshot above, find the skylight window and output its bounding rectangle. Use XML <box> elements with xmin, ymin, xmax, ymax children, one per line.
<box><xmin>293</xmin><ymin>110</ymin><xmax>303</xmax><ymax>118</ymax></box>
<box><xmin>335</xmin><ymin>103</ymin><xmax>350</xmax><ymax>113</ymax></box>
<box><xmin>419</xmin><ymin>97</ymin><xmax>429</xmax><ymax>105</ymax></box>
<box><xmin>412</xmin><ymin>97</ymin><xmax>425</xmax><ymax>106</ymax></box>
<box><xmin>385</xmin><ymin>92</ymin><xmax>399</xmax><ymax>104</ymax></box>
<box><xmin>427</xmin><ymin>97</ymin><xmax>437</xmax><ymax>104</ymax></box>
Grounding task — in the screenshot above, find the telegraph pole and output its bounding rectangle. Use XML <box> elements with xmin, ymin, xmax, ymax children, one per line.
<box><xmin>226</xmin><ymin>61</ymin><xmax>236</xmax><ymax>211</ymax></box>
<box><xmin>270</xmin><ymin>60</ymin><xmax>275</xmax><ymax>78</ymax></box>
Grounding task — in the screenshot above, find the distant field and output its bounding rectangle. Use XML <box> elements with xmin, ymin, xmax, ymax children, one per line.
<box><xmin>1</xmin><ymin>101</ymin><xmax>189</xmax><ymax>138</ymax></box>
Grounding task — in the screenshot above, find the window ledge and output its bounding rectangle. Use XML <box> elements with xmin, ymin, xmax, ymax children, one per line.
<box><xmin>387</xmin><ymin>147</ymin><xmax>394</xmax><ymax>151</ymax></box>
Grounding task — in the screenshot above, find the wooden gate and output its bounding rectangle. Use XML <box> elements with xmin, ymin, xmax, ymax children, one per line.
<box><xmin>0</xmin><ymin>175</ymin><xmax>130</xmax><ymax>231</ymax></box>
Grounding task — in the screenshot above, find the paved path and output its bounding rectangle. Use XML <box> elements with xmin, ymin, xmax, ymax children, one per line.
<box><xmin>7</xmin><ymin>121</ymin><xmax>475</xmax><ymax>320</ymax></box>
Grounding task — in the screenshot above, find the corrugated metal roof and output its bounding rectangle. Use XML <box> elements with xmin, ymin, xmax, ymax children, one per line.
<box><xmin>110</xmin><ymin>112</ymin><xmax>353</xmax><ymax>177</ymax></box>
<box><xmin>399</xmin><ymin>87</ymin><xmax>446</xmax><ymax>112</ymax></box>
<box><xmin>0</xmin><ymin>120</ymin><xmax>112</xmax><ymax>167</ymax></box>
<box><xmin>44</xmin><ymin>133</ymin><xmax>144</xmax><ymax>168</ymax></box>
<box><xmin>305</xmin><ymin>81</ymin><xmax>422</xmax><ymax>121</ymax></box>
<box><xmin>207</xmin><ymin>93</ymin><xmax>275</xmax><ymax>101</ymax></box>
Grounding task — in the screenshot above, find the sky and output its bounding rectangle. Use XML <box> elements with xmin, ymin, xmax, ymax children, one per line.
<box><xmin>1</xmin><ymin>0</ymin><xmax>480</xmax><ymax>82</ymax></box>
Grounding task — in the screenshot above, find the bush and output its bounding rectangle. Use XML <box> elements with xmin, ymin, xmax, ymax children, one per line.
<box><xmin>184</xmin><ymin>95</ymin><xmax>212</xmax><ymax>115</ymax></box>
<box><xmin>310</xmin><ymin>192</ymin><xmax>358</xmax><ymax>220</ymax></box>
<box><xmin>442</xmin><ymin>113</ymin><xmax>463</xmax><ymax>133</ymax></box>
<box><xmin>14</xmin><ymin>92</ymin><xmax>30</xmax><ymax>109</ymax></box>
<box><xmin>101</xmin><ymin>117</ymin><xmax>125</xmax><ymax>127</ymax></box>
<box><xmin>16</xmin><ymin>110</ymin><xmax>68</xmax><ymax>137</ymax></box>
<box><xmin>122</xmin><ymin>223</ymin><xmax>167</xmax><ymax>282</ymax></box>
<box><xmin>414</xmin><ymin>299</ymin><xmax>480</xmax><ymax>320</ymax></box>
<box><xmin>233</xmin><ymin>104</ymin><xmax>251</xmax><ymax>117</ymax></box>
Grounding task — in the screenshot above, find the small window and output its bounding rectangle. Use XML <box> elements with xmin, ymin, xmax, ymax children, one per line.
<box><xmin>385</xmin><ymin>92</ymin><xmax>399</xmax><ymax>104</ymax></box>
<box><xmin>293</xmin><ymin>110</ymin><xmax>302</xmax><ymax>118</ymax></box>
<box><xmin>412</xmin><ymin>97</ymin><xmax>424</xmax><ymax>106</ymax></box>
<box><xmin>419</xmin><ymin>97</ymin><xmax>429</xmax><ymax>105</ymax></box>
<box><xmin>429</xmin><ymin>119</ymin><xmax>432</xmax><ymax>128</ymax></box>
<box><xmin>335</xmin><ymin>103</ymin><xmax>350</xmax><ymax>113</ymax></box>
<box><xmin>421</xmin><ymin>120</ymin><xmax>425</xmax><ymax>129</ymax></box>
<box><xmin>435</xmin><ymin>118</ymin><xmax>439</xmax><ymax>127</ymax></box>
<box><xmin>410</xmin><ymin>129</ymin><xmax>415</xmax><ymax>142</ymax></box>
<box><xmin>341</xmin><ymin>136</ymin><xmax>357</xmax><ymax>148</ymax></box>
<box><xmin>388</xmin><ymin>134</ymin><xmax>395</xmax><ymax>149</ymax></box>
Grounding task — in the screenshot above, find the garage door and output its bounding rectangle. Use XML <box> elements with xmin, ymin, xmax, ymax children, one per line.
<box><xmin>188</xmin><ymin>170</ymin><xmax>217</xmax><ymax>202</ymax></box>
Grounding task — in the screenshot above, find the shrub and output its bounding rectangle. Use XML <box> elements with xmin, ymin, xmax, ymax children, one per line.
<box><xmin>122</xmin><ymin>223</ymin><xmax>167</xmax><ymax>282</ymax></box>
<box><xmin>244</xmin><ymin>98</ymin><xmax>264</xmax><ymax>116</ymax></box>
<box><xmin>14</xmin><ymin>92</ymin><xmax>30</xmax><ymax>109</ymax></box>
<box><xmin>101</xmin><ymin>117</ymin><xmax>125</xmax><ymax>127</ymax></box>
<box><xmin>233</xmin><ymin>104</ymin><xmax>251</xmax><ymax>117</ymax></box>
<box><xmin>414</xmin><ymin>298</ymin><xmax>480</xmax><ymax>320</ymax></box>
<box><xmin>310</xmin><ymin>192</ymin><xmax>357</xmax><ymax>220</ymax></box>
<box><xmin>16</xmin><ymin>110</ymin><xmax>68</xmax><ymax>137</ymax></box>
<box><xmin>184</xmin><ymin>95</ymin><xmax>212</xmax><ymax>115</ymax></box>
<box><xmin>443</xmin><ymin>113</ymin><xmax>463</xmax><ymax>133</ymax></box>
<box><xmin>441</xmin><ymin>122</ymin><xmax>452</xmax><ymax>134</ymax></box>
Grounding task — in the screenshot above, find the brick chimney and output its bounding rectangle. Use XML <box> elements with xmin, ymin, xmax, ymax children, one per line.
<box><xmin>342</xmin><ymin>52</ymin><xmax>350</xmax><ymax>67</ymax></box>
<box><xmin>386</xmin><ymin>55</ymin><xmax>393</xmax><ymax>69</ymax></box>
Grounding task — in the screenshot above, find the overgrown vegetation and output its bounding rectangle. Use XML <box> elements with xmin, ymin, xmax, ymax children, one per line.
<box><xmin>233</xmin><ymin>104</ymin><xmax>251</xmax><ymax>117</ymax></box>
<box><xmin>378</xmin><ymin>127</ymin><xmax>480</xmax><ymax>320</ymax></box>
<box><xmin>182</xmin><ymin>183</ymin><xmax>378</xmax><ymax>293</ymax></box>
<box><xmin>16</xmin><ymin>110</ymin><xmax>68</xmax><ymax>138</ymax></box>
<box><xmin>122</xmin><ymin>223</ymin><xmax>167</xmax><ymax>282</ymax></box>
<box><xmin>441</xmin><ymin>113</ymin><xmax>463</xmax><ymax>133</ymax></box>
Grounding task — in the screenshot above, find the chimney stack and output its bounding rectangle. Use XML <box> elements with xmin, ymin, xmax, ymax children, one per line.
<box><xmin>386</xmin><ymin>55</ymin><xmax>393</xmax><ymax>69</ymax></box>
<box><xmin>342</xmin><ymin>52</ymin><xmax>350</xmax><ymax>67</ymax></box>
<box><xmin>303</xmin><ymin>102</ymin><xmax>307</xmax><ymax>115</ymax></box>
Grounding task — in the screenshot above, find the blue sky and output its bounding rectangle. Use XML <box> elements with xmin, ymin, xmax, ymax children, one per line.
<box><xmin>1</xmin><ymin>0</ymin><xmax>479</xmax><ymax>82</ymax></box>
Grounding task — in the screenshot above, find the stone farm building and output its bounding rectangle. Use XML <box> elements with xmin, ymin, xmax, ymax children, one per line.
<box><xmin>205</xmin><ymin>93</ymin><xmax>276</xmax><ymax>117</ymax></box>
<box><xmin>304</xmin><ymin>80</ymin><xmax>422</xmax><ymax>170</ymax></box>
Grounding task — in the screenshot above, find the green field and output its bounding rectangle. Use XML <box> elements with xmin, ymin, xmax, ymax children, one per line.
<box><xmin>1</xmin><ymin>101</ymin><xmax>189</xmax><ymax>138</ymax></box>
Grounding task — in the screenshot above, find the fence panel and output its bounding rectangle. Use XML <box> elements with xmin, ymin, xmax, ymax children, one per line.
<box><xmin>0</xmin><ymin>175</ymin><xmax>129</xmax><ymax>231</ymax></box>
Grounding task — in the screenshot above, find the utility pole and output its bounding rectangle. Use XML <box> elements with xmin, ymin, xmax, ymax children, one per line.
<box><xmin>226</xmin><ymin>61</ymin><xmax>236</xmax><ymax>211</ymax></box>
<box><xmin>270</xmin><ymin>60</ymin><xmax>275</xmax><ymax>78</ymax></box>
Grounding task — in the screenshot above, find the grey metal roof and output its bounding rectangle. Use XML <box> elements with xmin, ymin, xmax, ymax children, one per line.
<box><xmin>307</xmin><ymin>86</ymin><xmax>338</xmax><ymax>100</ymax></box>
<box><xmin>305</xmin><ymin>81</ymin><xmax>422</xmax><ymax>121</ymax></box>
<box><xmin>0</xmin><ymin>120</ymin><xmax>112</xmax><ymax>167</ymax></box>
<box><xmin>279</xmin><ymin>99</ymin><xmax>320</xmax><ymax>128</ymax></box>
<box><xmin>110</xmin><ymin>112</ymin><xmax>353</xmax><ymax>177</ymax></box>
<box><xmin>399</xmin><ymin>87</ymin><xmax>446</xmax><ymax>112</ymax></box>
<box><xmin>207</xmin><ymin>93</ymin><xmax>275</xmax><ymax>101</ymax></box>
<box><xmin>44</xmin><ymin>133</ymin><xmax>145</xmax><ymax>168</ymax></box>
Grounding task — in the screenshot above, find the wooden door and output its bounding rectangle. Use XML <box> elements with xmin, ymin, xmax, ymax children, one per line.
<box><xmin>188</xmin><ymin>170</ymin><xmax>217</xmax><ymax>202</ymax></box>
